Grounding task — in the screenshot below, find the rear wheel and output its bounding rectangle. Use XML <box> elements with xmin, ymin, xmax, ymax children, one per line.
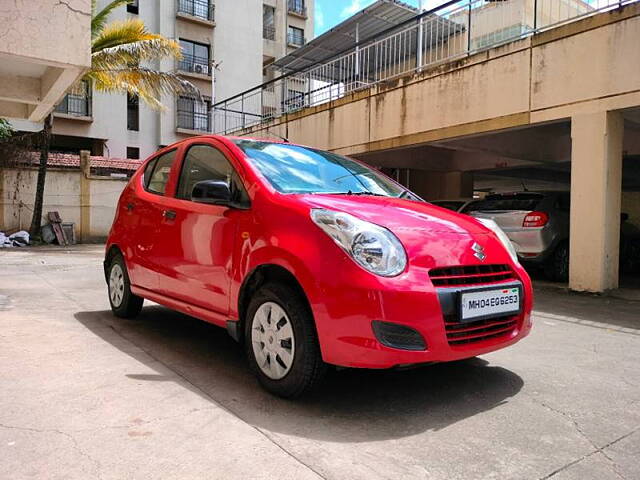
<box><xmin>108</xmin><ymin>253</ymin><xmax>143</xmax><ymax>318</ymax></box>
<box><xmin>544</xmin><ymin>241</ymin><xmax>569</xmax><ymax>282</ymax></box>
<box><xmin>245</xmin><ymin>283</ymin><xmax>326</xmax><ymax>398</ymax></box>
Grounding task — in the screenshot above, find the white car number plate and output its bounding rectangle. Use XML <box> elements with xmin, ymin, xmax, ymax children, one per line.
<box><xmin>460</xmin><ymin>287</ymin><xmax>521</xmax><ymax>322</ymax></box>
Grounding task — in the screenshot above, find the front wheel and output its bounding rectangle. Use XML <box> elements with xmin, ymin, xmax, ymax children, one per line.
<box><xmin>107</xmin><ymin>253</ymin><xmax>143</xmax><ymax>318</ymax></box>
<box><xmin>245</xmin><ymin>283</ymin><xmax>326</xmax><ymax>398</ymax></box>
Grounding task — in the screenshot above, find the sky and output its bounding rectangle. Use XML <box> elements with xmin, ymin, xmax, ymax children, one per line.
<box><xmin>314</xmin><ymin>0</ymin><xmax>450</xmax><ymax>36</ymax></box>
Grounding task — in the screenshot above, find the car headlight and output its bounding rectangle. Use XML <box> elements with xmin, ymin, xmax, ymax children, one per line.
<box><xmin>477</xmin><ymin>218</ymin><xmax>519</xmax><ymax>264</ymax></box>
<box><xmin>310</xmin><ymin>208</ymin><xmax>407</xmax><ymax>277</ymax></box>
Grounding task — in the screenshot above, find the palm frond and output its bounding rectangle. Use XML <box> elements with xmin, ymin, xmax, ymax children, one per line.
<box><xmin>85</xmin><ymin>68</ymin><xmax>201</xmax><ymax>110</ymax></box>
<box><xmin>92</xmin><ymin>19</ymin><xmax>173</xmax><ymax>53</ymax></box>
<box><xmin>92</xmin><ymin>38</ymin><xmax>182</xmax><ymax>71</ymax></box>
<box><xmin>92</xmin><ymin>0</ymin><xmax>132</xmax><ymax>38</ymax></box>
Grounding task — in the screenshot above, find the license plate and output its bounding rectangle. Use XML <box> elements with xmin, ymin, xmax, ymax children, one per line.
<box><xmin>459</xmin><ymin>286</ymin><xmax>521</xmax><ymax>322</ymax></box>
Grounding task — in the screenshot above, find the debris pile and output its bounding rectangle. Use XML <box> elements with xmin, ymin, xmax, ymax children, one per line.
<box><xmin>42</xmin><ymin>212</ymin><xmax>76</xmax><ymax>245</ymax></box>
<box><xmin>0</xmin><ymin>231</ymin><xmax>30</xmax><ymax>248</ymax></box>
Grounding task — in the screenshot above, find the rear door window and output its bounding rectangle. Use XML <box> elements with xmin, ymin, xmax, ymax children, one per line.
<box><xmin>146</xmin><ymin>150</ymin><xmax>177</xmax><ymax>195</ymax></box>
<box><xmin>464</xmin><ymin>193</ymin><xmax>543</xmax><ymax>212</ymax></box>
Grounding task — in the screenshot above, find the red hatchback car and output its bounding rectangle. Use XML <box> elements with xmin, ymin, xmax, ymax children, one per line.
<box><xmin>105</xmin><ymin>135</ymin><xmax>533</xmax><ymax>397</ymax></box>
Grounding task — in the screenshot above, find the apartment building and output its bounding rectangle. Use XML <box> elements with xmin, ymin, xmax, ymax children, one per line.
<box><xmin>50</xmin><ymin>0</ymin><xmax>313</xmax><ymax>160</ymax></box>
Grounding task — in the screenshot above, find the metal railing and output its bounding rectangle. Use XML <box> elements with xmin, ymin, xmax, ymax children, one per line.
<box><xmin>213</xmin><ymin>0</ymin><xmax>638</xmax><ymax>135</ymax></box>
<box><xmin>55</xmin><ymin>81</ymin><xmax>92</xmax><ymax>117</ymax></box>
<box><xmin>178</xmin><ymin>53</ymin><xmax>212</xmax><ymax>76</ymax></box>
<box><xmin>177</xmin><ymin>0</ymin><xmax>215</xmax><ymax>22</ymax></box>
<box><xmin>288</xmin><ymin>0</ymin><xmax>307</xmax><ymax>17</ymax></box>
<box><xmin>263</xmin><ymin>24</ymin><xmax>276</xmax><ymax>40</ymax></box>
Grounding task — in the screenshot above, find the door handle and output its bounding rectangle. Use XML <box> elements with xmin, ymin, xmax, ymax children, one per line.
<box><xmin>163</xmin><ymin>209</ymin><xmax>176</xmax><ymax>220</ymax></box>
<box><xmin>126</xmin><ymin>202</ymin><xmax>135</xmax><ymax>212</ymax></box>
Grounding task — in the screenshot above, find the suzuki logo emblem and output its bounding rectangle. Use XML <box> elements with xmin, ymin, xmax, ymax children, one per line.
<box><xmin>472</xmin><ymin>242</ymin><xmax>486</xmax><ymax>261</ymax></box>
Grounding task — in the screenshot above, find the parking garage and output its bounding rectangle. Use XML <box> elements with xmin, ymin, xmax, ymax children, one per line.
<box><xmin>355</xmin><ymin>110</ymin><xmax>640</xmax><ymax>291</ymax></box>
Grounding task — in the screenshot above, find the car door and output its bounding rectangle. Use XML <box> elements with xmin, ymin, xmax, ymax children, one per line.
<box><xmin>152</xmin><ymin>141</ymin><xmax>250</xmax><ymax>315</ymax></box>
<box><xmin>128</xmin><ymin>148</ymin><xmax>180</xmax><ymax>291</ymax></box>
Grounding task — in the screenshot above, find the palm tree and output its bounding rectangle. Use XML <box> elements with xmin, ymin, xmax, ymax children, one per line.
<box><xmin>30</xmin><ymin>0</ymin><xmax>199</xmax><ymax>237</ymax></box>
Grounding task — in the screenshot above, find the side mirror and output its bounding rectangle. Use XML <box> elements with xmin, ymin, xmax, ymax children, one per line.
<box><xmin>191</xmin><ymin>180</ymin><xmax>232</xmax><ymax>206</ymax></box>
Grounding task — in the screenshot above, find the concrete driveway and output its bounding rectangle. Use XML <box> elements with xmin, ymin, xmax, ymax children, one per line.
<box><xmin>1</xmin><ymin>245</ymin><xmax>639</xmax><ymax>480</ymax></box>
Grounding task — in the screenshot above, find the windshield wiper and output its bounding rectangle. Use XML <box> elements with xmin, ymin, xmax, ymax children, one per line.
<box><xmin>327</xmin><ymin>191</ymin><xmax>387</xmax><ymax>197</ymax></box>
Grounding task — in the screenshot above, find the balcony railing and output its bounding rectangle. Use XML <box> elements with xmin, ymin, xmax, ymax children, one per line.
<box><xmin>263</xmin><ymin>24</ymin><xmax>276</xmax><ymax>40</ymax></box>
<box><xmin>214</xmin><ymin>0</ymin><xmax>639</xmax><ymax>135</ymax></box>
<box><xmin>55</xmin><ymin>81</ymin><xmax>91</xmax><ymax>117</ymax></box>
<box><xmin>178</xmin><ymin>53</ymin><xmax>212</xmax><ymax>76</ymax></box>
<box><xmin>287</xmin><ymin>0</ymin><xmax>306</xmax><ymax>17</ymax></box>
<box><xmin>287</xmin><ymin>32</ymin><xmax>305</xmax><ymax>47</ymax></box>
<box><xmin>177</xmin><ymin>0</ymin><xmax>215</xmax><ymax>22</ymax></box>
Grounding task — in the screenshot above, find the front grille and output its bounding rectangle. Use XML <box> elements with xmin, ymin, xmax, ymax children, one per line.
<box><xmin>429</xmin><ymin>264</ymin><xmax>514</xmax><ymax>287</ymax></box>
<box><xmin>444</xmin><ymin>315</ymin><xmax>518</xmax><ymax>346</ymax></box>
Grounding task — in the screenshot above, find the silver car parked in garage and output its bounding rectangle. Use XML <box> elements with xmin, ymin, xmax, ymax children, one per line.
<box><xmin>461</xmin><ymin>191</ymin><xmax>640</xmax><ymax>281</ymax></box>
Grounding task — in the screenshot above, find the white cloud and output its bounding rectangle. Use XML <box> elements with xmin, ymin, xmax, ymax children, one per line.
<box><xmin>339</xmin><ymin>0</ymin><xmax>376</xmax><ymax>19</ymax></box>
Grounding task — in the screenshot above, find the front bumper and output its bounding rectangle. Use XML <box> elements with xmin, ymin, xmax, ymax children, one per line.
<box><xmin>311</xmin><ymin>267</ymin><xmax>533</xmax><ymax>369</ymax></box>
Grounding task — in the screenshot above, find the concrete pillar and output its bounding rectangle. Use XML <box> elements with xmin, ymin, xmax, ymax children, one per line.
<box><xmin>79</xmin><ymin>150</ymin><xmax>91</xmax><ymax>243</ymax></box>
<box><xmin>569</xmin><ymin>111</ymin><xmax>624</xmax><ymax>292</ymax></box>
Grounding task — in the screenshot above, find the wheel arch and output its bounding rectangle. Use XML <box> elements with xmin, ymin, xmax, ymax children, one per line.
<box><xmin>236</xmin><ymin>263</ymin><xmax>313</xmax><ymax>345</ymax></box>
<box><xmin>103</xmin><ymin>244</ymin><xmax>123</xmax><ymax>282</ymax></box>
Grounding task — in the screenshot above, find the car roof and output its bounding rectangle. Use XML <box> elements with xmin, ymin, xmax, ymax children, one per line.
<box><xmin>156</xmin><ymin>135</ymin><xmax>308</xmax><ymax>156</ymax></box>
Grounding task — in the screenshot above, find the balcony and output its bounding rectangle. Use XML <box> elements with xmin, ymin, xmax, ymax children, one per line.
<box><xmin>178</xmin><ymin>53</ymin><xmax>212</xmax><ymax>77</ymax></box>
<box><xmin>54</xmin><ymin>81</ymin><xmax>92</xmax><ymax>120</ymax></box>
<box><xmin>263</xmin><ymin>24</ymin><xmax>276</xmax><ymax>41</ymax></box>
<box><xmin>176</xmin><ymin>0</ymin><xmax>215</xmax><ymax>25</ymax></box>
<box><xmin>287</xmin><ymin>0</ymin><xmax>307</xmax><ymax>18</ymax></box>
<box><xmin>287</xmin><ymin>32</ymin><xmax>305</xmax><ymax>47</ymax></box>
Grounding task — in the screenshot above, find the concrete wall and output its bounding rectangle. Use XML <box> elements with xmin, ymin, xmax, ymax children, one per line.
<box><xmin>0</xmin><ymin>167</ymin><xmax>127</xmax><ymax>241</ymax></box>
<box><xmin>0</xmin><ymin>0</ymin><xmax>91</xmax><ymax>121</ymax></box>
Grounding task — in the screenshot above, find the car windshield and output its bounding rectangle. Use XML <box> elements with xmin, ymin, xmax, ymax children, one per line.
<box><xmin>463</xmin><ymin>193</ymin><xmax>543</xmax><ymax>212</ymax></box>
<box><xmin>234</xmin><ymin>139</ymin><xmax>410</xmax><ymax>197</ymax></box>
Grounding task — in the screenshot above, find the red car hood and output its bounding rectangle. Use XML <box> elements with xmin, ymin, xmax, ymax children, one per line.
<box><xmin>291</xmin><ymin>194</ymin><xmax>509</xmax><ymax>269</ymax></box>
<box><xmin>296</xmin><ymin>194</ymin><xmax>489</xmax><ymax>238</ymax></box>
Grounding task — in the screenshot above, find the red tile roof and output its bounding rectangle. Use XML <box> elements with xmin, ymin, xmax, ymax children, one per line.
<box><xmin>23</xmin><ymin>152</ymin><xmax>143</xmax><ymax>172</ymax></box>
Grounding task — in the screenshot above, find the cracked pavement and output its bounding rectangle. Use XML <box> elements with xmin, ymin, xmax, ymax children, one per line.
<box><xmin>1</xmin><ymin>245</ymin><xmax>639</xmax><ymax>479</ymax></box>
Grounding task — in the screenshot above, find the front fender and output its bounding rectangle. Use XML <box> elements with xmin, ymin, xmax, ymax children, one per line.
<box><xmin>229</xmin><ymin>244</ymin><xmax>322</xmax><ymax>320</ymax></box>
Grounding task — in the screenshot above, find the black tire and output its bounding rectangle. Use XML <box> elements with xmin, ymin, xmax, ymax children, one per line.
<box><xmin>107</xmin><ymin>253</ymin><xmax>143</xmax><ymax>318</ymax></box>
<box><xmin>245</xmin><ymin>283</ymin><xmax>327</xmax><ymax>398</ymax></box>
<box><xmin>544</xmin><ymin>241</ymin><xmax>569</xmax><ymax>282</ymax></box>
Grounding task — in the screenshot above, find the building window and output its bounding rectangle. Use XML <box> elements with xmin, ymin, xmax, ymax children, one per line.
<box><xmin>127</xmin><ymin>94</ymin><xmax>139</xmax><ymax>131</ymax></box>
<box><xmin>287</xmin><ymin>0</ymin><xmax>306</xmax><ymax>17</ymax></box>
<box><xmin>127</xmin><ymin>0</ymin><xmax>139</xmax><ymax>14</ymax></box>
<box><xmin>177</xmin><ymin>0</ymin><xmax>214</xmax><ymax>21</ymax></box>
<box><xmin>126</xmin><ymin>147</ymin><xmax>140</xmax><ymax>159</ymax></box>
<box><xmin>287</xmin><ymin>26</ymin><xmax>305</xmax><ymax>47</ymax></box>
<box><xmin>55</xmin><ymin>80</ymin><xmax>92</xmax><ymax>117</ymax></box>
<box><xmin>177</xmin><ymin>96</ymin><xmax>211</xmax><ymax>132</ymax></box>
<box><xmin>178</xmin><ymin>39</ymin><xmax>211</xmax><ymax>76</ymax></box>
<box><xmin>263</xmin><ymin>5</ymin><xmax>276</xmax><ymax>40</ymax></box>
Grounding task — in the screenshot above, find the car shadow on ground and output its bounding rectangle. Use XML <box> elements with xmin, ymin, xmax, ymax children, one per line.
<box><xmin>75</xmin><ymin>305</ymin><xmax>524</xmax><ymax>442</ymax></box>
